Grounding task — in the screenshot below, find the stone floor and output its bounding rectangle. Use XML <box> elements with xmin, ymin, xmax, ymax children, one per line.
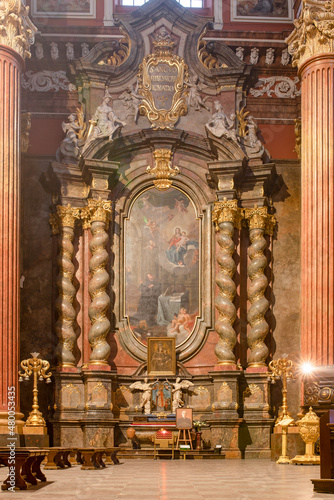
<box><xmin>0</xmin><ymin>459</ymin><xmax>333</xmax><ymax>500</ymax></box>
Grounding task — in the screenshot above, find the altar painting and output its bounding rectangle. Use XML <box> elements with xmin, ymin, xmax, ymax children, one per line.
<box><xmin>33</xmin><ymin>0</ymin><xmax>95</xmax><ymax>17</ymax></box>
<box><xmin>231</xmin><ymin>0</ymin><xmax>292</xmax><ymax>22</ymax></box>
<box><xmin>125</xmin><ymin>187</ymin><xmax>200</xmax><ymax>346</ymax></box>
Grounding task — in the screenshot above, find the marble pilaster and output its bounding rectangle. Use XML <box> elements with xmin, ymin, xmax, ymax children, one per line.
<box><xmin>287</xmin><ymin>1</ymin><xmax>334</xmax><ymax>366</ymax></box>
<box><xmin>0</xmin><ymin>0</ymin><xmax>36</xmax><ymax>433</ymax></box>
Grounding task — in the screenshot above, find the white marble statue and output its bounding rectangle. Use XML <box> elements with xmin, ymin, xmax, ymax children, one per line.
<box><xmin>171</xmin><ymin>378</ymin><xmax>194</xmax><ymax>413</ymax></box>
<box><xmin>205</xmin><ymin>100</ymin><xmax>237</xmax><ymax>142</ymax></box>
<box><xmin>130</xmin><ymin>378</ymin><xmax>154</xmax><ymax>415</ymax></box>
<box><xmin>83</xmin><ymin>91</ymin><xmax>126</xmax><ymax>151</ymax></box>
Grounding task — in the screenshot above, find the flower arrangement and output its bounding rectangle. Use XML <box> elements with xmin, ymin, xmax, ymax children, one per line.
<box><xmin>193</xmin><ymin>420</ymin><xmax>207</xmax><ymax>432</ymax></box>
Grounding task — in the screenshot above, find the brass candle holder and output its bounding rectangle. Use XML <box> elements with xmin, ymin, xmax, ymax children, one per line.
<box><xmin>267</xmin><ymin>357</ymin><xmax>296</xmax><ymax>464</ymax></box>
<box><xmin>19</xmin><ymin>352</ymin><xmax>52</xmax><ymax>428</ymax></box>
<box><xmin>290</xmin><ymin>407</ymin><xmax>320</xmax><ymax>464</ymax></box>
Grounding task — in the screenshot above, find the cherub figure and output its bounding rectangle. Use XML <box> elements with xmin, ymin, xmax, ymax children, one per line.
<box><xmin>184</xmin><ymin>75</ymin><xmax>210</xmax><ymax>112</ymax></box>
<box><xmin>129</xmin><ymin>378</ymin><xmax>154</xmax><ymax>415</ymax></box>
<box><xmin>171</xmin><ymin>378</ymin><xmax>194</xmax><ymax>413</ymax></box>
<box><xmin>57</xmin><ymin>112</ymin><xmax>82</xmax><ymax>163</ymax></box>
<box><xmin>170</xmin><ymin>307</ymin><xmax>191</xmax><ymax>334</ymax></box>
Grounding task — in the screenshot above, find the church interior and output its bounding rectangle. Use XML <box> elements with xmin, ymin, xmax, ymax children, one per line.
<box><xmin>1</xmin><ymin>0</ymin><xmax>334</xmax><ymax>496</ymax></box>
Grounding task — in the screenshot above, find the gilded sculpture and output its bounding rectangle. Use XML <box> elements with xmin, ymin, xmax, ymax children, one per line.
<box><xmin>146</xmin><ymin>149</ymin><xmax>179</xmax><ymax>191</ymax></box>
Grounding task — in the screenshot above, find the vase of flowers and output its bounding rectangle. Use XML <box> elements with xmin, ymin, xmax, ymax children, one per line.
<box><xmin>193</xmin><ymin>421</ymin><xmax>207</xmax><ymax>450</ymax></box>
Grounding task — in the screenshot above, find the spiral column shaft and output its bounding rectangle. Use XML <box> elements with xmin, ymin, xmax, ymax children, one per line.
<box><xmin>245</xmin><ymin>206</ymin><xmax>275</xmax><ymax>367</ymax></box>
<box><xmin>213</xmin><ymin>199</ymin><xmax>242</xmax><ymax>366</ymax></box>
<box><xmin>54</xmin><ymin>205</ymin><xmax>80</xmax><ymax>367</ymax></box>
<box><xmin>84</xmin><ymin>199</ymin><xmax>112</xmax><ymax>365</ymax></box>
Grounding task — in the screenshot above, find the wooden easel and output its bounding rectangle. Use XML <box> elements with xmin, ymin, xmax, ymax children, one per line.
<box><xmin>176</xmin><ymin>429</ymin><xmax>193</xmax><ymax>449</ymax></box>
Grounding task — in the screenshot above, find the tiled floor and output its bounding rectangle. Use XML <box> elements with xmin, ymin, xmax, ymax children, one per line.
<box><xmin>0</xmin><ymin>459</ymin><xmax>332</xmax><ymax>500</ymax></box>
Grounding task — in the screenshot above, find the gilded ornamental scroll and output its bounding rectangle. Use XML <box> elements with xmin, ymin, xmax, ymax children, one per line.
<box><xmin>137</xmin><ymin>28</ymin><xmax>188</xmax><ymax>130</ymax></box>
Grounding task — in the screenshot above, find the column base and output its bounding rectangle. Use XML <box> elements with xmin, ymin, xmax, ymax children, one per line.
<box><xmin>0</xmin><ymin>411</ymin><xmax>25</xmax><ymax>434</ymax></box>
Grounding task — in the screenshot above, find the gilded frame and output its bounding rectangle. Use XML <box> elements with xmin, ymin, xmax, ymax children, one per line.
<box><xmin>147</xmin><ymin>337</ymin><xmax>176</xmax><ymax>376</ymax></box>
<box><xmin>137</xmin><ymin>42</ymin><xmax>188</xmax><ymax>129</ymax></box>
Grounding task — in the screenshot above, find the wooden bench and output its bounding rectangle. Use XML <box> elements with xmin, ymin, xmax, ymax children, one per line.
<box><xmin>44</xmin><ymin>447</ymin><xmax>72</xmax><ymax>469</ymax></box>
<box><xmin>0</xmin><ymin>447</ymin><xmax>48</xmax><ymax>490</ymax></box>
<box><xmin>78</xmin><ymin>447</ymin><xmax>120</xmax><ymax>470</ymax></box>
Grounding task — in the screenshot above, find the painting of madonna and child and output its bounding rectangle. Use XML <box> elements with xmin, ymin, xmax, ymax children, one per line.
<box><xmin>125</xmin><ymin>187</ymin><xmax>200</xmax><ymax>347</ymax></box>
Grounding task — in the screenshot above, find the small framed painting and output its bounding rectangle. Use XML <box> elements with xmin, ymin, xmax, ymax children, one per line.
<box><xmin>147</xmin><ymin>337</ymin><xmax>176</xmax><ymax>376</ymax></box>
<box><xmin>32</xmin><ymin>0</ymin><xmax>96</xmax><ymax>18</ymax></box>
<box><xmin>231</xmin><ymin>0</ymin><xmax>293</xmax><ymax>23</ymax></box>
<box><xmin>176</xmin><ymin>408</ymin><xmax>193</xmax><ymax>429</ymax></box>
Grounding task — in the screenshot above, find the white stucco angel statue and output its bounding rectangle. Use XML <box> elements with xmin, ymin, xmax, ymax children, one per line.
<box><xmin>130</xmin><ymin>378</ymin><xmax>154</xmax><ymax>415</ymax></box>
<box><xmin>171</xmin><ymin>378</ymin><xmax>194</xmax><ymax>413</ymax></box>
<box><xmin>184</xmin><ymin>75</ymin><xmax>210</xmax><ymax>112</ymax></box>
<box><xmin>205</xmin><ymin>100</ymin><xmax>238</xmax><ymax>142</ymax></box>
<box><xmin>57</xmin><ymin>112</ymin><xmax>82</xmax><ymax>163</ymax></box>
<box><xmin>83</xmin><ymin>90</ymin><xmax>126</xmax><ymax>151</ymax></box>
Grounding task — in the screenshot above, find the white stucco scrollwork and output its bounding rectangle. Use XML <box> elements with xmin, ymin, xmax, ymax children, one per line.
<box><xmin>21</xmin><ymin>70</ymin><xmax>77</xmax><ymax>92</ymax></box>
<box><xmin>250</xmin><ymin>76</ymin><xmax>301</xmax><ymax>99</ymax></box>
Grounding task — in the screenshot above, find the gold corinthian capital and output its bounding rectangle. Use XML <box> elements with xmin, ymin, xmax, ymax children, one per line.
<box><xmin>244</xmin><ymin>205</ymin><xmax>276</xmax><ymax>235</ymax></box>
<box><xmin>0</xmin><ymin>0</ymin><xmax>37</xmax><ymax>59</ymax></box>
<box><xmin>81</xmin><ymin>198</ymin><xmax>112</xmax><ymax>226</ymax></box>
<box><xmin>56</xmin><ymin>205</ymin><xmax>80</xmax><ymax>229</ymax></box>
<box><xmin>286</xmin><ymin>0</ymin><xmax>334</xmax><ymax>69</ymax></box>
<box><xmin>212</xmin><ymin>198</ymin><xmax>242</xmax><ymax>230</ymax></box>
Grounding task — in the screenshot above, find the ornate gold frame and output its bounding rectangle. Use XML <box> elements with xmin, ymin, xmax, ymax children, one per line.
<box><xmin>123</xmin><ymin>185</ymin><xmax>201</xmax><ymax>350</ymax></box>
<box><xmin>138</xmin><ymin>38</ymin><xmax>188</xmax><ymax>129</ymax></box>
<box><xmin>147</xmin><ymin>337</ymin><xmax>176</xmax><ymax>376</ymax></box>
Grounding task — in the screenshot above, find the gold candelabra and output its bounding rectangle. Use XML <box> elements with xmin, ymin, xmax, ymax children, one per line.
<box><xmin>267</xmin><ymin>357</ymin><xmax>296</xmax><ymax>464</ymax></box>
<box><xmin>19</xmin><ymin>352</ymin><xmax>52</xmax><ymax>426</ymax></box>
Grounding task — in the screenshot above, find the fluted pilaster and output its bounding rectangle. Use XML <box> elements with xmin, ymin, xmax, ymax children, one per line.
<box><xmin>287</xmin><ymin>1</ymin><xmax>334</xmax><ymax>365</ymax></box>
<box><xmin>54</xmin><ymin>205</ymin><xmax>80</xmax><ymax>367</ymax></box>
<box><xmin>212</xmin><ymin>199</ymin><xmax>242</xmax><ymax>366</ymax></box>
<box><xmin>0</xmin><ymin>2</ymin><xmax>36</xmax><ymax>426</ymax></box>
<box><xmin>83</xmin><ymin>199</ymin><xmax>112</xmax><ymax>365</ymax></box>
<box><xmin>245</xmin><ymin>206</ymin><xmax>275</xmax><ymax>367</ymax></box>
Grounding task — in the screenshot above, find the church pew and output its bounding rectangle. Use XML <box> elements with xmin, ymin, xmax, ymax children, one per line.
<box><xmin>0</xmin><ymin>448</ymin><xmax>48</xmax><ymax>490</ymax></box>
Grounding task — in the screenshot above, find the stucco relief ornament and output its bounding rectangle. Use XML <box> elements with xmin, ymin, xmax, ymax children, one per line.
<box><xmin>21</xmin><ymin>70</ymin><xmax>76</xmax><ymax>92</ymax></box>
<box><xmin>250</xmin><ymin>47</ymin><xmax>259</xmax><ymax>65</ymax></box>
<box><xmin>205</xmin><ymin>100</ymin><xmax>238</xmax><ymax>143</ymax></box>
<box><xmin>0</xmin><ymin>0</ymin><xmax>37</xmax><ymax>59</ymax></box>
<box><xmin>286</xmin><ymin>0</ymin><xmax>334</xmax><ymax>68</ymax></box>
<box><xmin>137</xmin><ymin>27</ymin><xmax>189</xmax><ymax>129</ymax></box>
<box><xmin>250</xmin><ymin>76</ymin><xmax>301</xmax><ymax>98</ymax></box>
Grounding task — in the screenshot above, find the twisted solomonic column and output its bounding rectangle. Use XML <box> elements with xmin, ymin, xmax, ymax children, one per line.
<box><xmin>54</xmin><ymin>205</ymin><xmax>80</xmax><ymax>367</ymax></box>
<box><xmin>212</xmin><ymin>199</ymin><xmax>242</xmax><ymax>366</ymax></box>
<box><xmin>84</xmin><ymin>199</ymin><xmax>112</xmax><ymax>365</ymax></box>
<box><xmin>245</xmin><ymin>206</ymin><xmax>276</xmax><ymax>367</ymax></box>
